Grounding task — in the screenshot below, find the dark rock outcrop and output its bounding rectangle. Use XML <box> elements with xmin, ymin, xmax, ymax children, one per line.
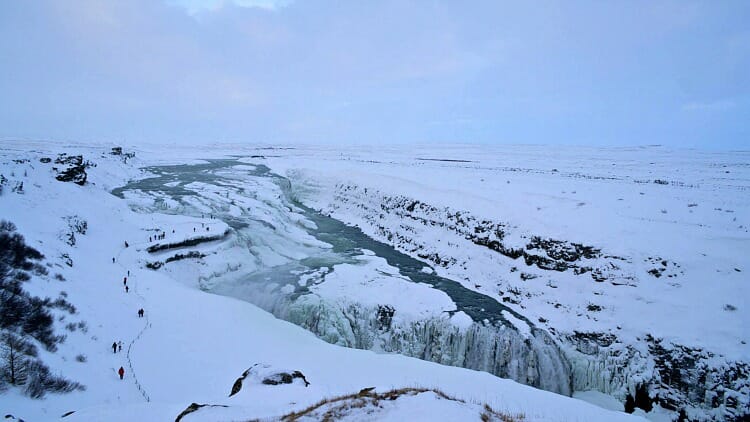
<box><xmin>262</xmin><ymin>371</ymin><xmax>310</xmax><ymax>387</ymax></box>
<box><xmin>376</xmin><ymin>305</ymin><xmax>395</xmax><ymax>331</ymax></box>
<box><xmin>228</xmin><ymin>367</ymin><xmax>252</xmax><ymax>397</ymax></box>
<box><xmin>174</xmin><ymin>403</ymin><xmax>228</xmax><ymax>422</ymax></box>
<box><xmin>53</xmin><ymin>154</ymin><xmax>91</xmax><ymax>186</ymax></box>
<box><xmin>146</xmin><ymin>231</ymin><xmax>229</xmax><ymax>253</ymax></box>
<box><xmin>647</xmin><ymin>335</ymin><xmax>749</xmax><ymax>420</ymax></box>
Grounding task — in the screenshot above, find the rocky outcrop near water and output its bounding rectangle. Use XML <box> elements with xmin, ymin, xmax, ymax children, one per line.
<box><xmin>146</xmin><ymin>231</ymin><xmax>230</xmax><ymax>253</ymax></box>
<box><xmin>328</xmin><ymin>184</ymin><xmax>636</xmax><ymax>285</ymax></box>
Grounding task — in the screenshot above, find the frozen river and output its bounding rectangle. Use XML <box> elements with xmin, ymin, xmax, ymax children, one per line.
<box><xmin>113</xmin><ymin>158</ymin><xmax>574</xmax><ymax>395</ymax></box>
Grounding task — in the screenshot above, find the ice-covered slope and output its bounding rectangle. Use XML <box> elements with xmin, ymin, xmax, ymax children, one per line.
<box><xmin>0</xmin><ymin>141</ymin><xmax>645</xmax><ymax>421</ymax></box>
<box><xmin>263</xmin><ymin>144</ymin><xmax>749</xmax><ymax>420</ymax></box>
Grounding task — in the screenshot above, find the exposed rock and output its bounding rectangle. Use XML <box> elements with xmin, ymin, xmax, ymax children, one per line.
<box><xmin>262</xmin><ymin>371</ymin><xmax>310</xmax><ymax>387</ymax></box>
<box><xmin>145</xmin><ymin>261</ymin><xmax>163</xmax><ymax>270</ymax></box>
<box><xmin>228</xmin><ymin>367</ymin><xmax>252</xmax><ymax>397</ymax></box>
<box><xmin>174</xmin><ymin>403</ymin><xmax>228</xmax><ymax>422</ymax></box>
<box><xmin>53</xmin><ymin>154</ymin><xmax>91</xmax><ymax>185</ymax></box>
<box><xmin>146</xmin><ymin>231</ymin><xmax>229</xmax><ymax>253</ymax></box>
<box><xmin>376</xmin><ymin>304</ymin><xmax>395</xmax><ymax>330</ymax></box>
<box><xmin>647</xmin><ymin>335</ymin><xmax>749</xmax><ymax>420</ymax></box>
<box><xmin>568</xmin><ymin>331</ymin><xmax>617</xmax><ymax>355</ymax></box>
<box><xmin>230</xmin><ymin>364</ymin><xmax>311</xmax><ymax>396</ymax></box>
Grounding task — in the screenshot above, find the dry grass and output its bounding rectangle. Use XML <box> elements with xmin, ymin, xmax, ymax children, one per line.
<box><xmin>278</xmin><ymin>387</ymin><xmax>522</xmax><ymax>422</ymax></box>
<box><xmin>480</xmin><ymin>403</ymin><xmax>525</xmax><ymax>422</ymax></box>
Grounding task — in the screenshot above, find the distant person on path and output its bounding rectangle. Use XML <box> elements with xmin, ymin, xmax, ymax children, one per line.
<box><xmin>118</xmin><ymin>366</ymin><xmax>125</xmax><ymax>380</ymax></box>
<box><xmin>138</xmin><ymin>308</ymin><xmax>144</xmax><ymax>318</ymax></box>
<box><xmin>118</xmin><ymin>341</ymin><xmax>123</xmax><ymax>352</ymax></box>
<box><xmin>112</xmin><ymin>341</ymin><xmax>117</xmax><ymax>353</ymax></box>
<box><xmin>112</xmin><ymin>257</ymin><xmax>115</xmax><ymax>263</ymax></box>
<box><xmin>124</xmin><ymin>241</ymin><xmax>129</xmax><ymax>248</ymax></box>
<box><xmin>123</xmin><ymin>277</ymin><xmax>127</xmax><ymax>285</ymax></box>
<box><xmin>125</xmin><ymin>285</ymin><xmax>129</xmax><ymax>293</ymax></box>
<box><xmin>127</xmin><ymin>270</ymin><xmax>130</xmax><ymax>276</ymax></box>
<box><xmin>149</xmin><ymin>236</ymin><xmax>152</xmax><ymax>242</ymax></box>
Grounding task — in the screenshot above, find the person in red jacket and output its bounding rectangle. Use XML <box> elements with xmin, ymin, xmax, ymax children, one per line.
<box><xmin>118</xmin><ymin>366</ymin><xmax>125</xmax><ymax>380</ymax></box>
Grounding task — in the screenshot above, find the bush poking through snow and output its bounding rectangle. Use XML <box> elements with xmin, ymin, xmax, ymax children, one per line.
<box><xmin>0</xmin><ymin>220</ymin><xmax>83</xmax><ymax>397</ymax></box>
<box><xmin>481</xmin><ymin>404</ymin><xmax>525</xmax><ymax>422</ymax></box>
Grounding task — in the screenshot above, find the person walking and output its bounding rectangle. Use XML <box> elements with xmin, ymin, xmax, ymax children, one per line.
<box><xmin>112</xmin><ymin>341</ymin><xmax>117</xmax><ymax>353</ymax></box>
<box><xmin>118</xmin><ymin>366</ymin><xmax>125</xmax><ymax>380</ymax></box>
<box><xmin>125</xmin><ymin>285</ymin><xmax>129</xmax><ymax>293</ymax></box>
<box><xmin>112</xmin><ymin>257</ymin><xmax>115</xmax><ymax>263</ymax></box>
<box><xmin>118</xmin><ymin>341</ymin><xmax>123</xmax><ymax>352</ymax></box>
<box><xmin>124</xmin><ymin>241</ymin><xmax>129</xmax><ymax>248</ymax></box>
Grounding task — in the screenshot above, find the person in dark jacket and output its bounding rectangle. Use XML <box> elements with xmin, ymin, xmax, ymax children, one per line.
<box><xmin>112</xmin><ymin>341</ymin><xmax>117</xmax><ymax>353</ymax></box>
<box><xmin>118</xmin><ymin>366</ymin><xmax>124</xmax><ymax>380</ymax></box>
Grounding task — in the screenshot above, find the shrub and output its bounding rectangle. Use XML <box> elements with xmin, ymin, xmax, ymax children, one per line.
<box><xmin>0</xmin><ymin>220</ymin><xmax>82</xmax><ymax>397</ymax></box>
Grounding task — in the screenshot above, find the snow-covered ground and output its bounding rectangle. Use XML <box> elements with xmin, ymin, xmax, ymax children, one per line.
<box><xmin>263</xmin><ymin>144</ymin><xmax>749</xmax><ymax>420</ymax></box>
<box><xmin>0</xmin><ymin>140</ymin><xmax>746</xmax><ymax>421</ymax></box>
<box><xmin>265</xmin><ymin>144</ymin><xmax>748</xmax><ymax>356</ymax></box>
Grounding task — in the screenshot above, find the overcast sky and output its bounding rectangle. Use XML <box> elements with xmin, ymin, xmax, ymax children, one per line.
<box><xmin>1</xmin><ymin>0</ymin><xmax>748</xmax><ymax>149</ymax></box>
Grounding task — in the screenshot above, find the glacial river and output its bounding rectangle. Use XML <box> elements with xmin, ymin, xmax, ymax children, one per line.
<box><xmin>113</xmin><ymin>158</ymin><xmax>574</xmax><ymax>396</ymax></box>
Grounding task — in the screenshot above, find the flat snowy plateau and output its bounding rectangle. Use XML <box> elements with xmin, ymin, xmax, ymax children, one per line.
<box><xmin>0</xmin><ymin>141</ymin><xmax>746</xmax><ymax>421</ymax></box>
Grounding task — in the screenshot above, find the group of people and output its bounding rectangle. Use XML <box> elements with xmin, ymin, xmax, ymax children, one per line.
<box><xmin>112</xmin><ymin>341</ymin><xmax>125</xmax><ymax>379</ymax></box>
<box><xmin>112</xmin><ymin>246</ymin><xmax>146</xmax><ymax>382</ymax></box>
<box><xmin>150</xmin><ymin>231</ymin><xmax>167</xmax><ymax>242</ymax></box>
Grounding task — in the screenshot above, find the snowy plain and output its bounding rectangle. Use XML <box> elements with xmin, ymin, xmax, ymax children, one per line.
<box><xmin>0</xmin><ymin>140</ymin><xmax>747</xmax><ymax>421</ymax></box>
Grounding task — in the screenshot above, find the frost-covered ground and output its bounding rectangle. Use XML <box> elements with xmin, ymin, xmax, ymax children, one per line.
<box><xmin>266</xmin><ymin>144</ymin><xmax>748</xmax><ymax>355</ymax></box>
<box><xmin>263</xmin><ymin>144</ymin><xmax>749</xmax><ymax>420</ymax></box>
<box><xmin>0</xmin><ymin>140</ymin><xmax>746</xmax><ymax>421</ymax></box>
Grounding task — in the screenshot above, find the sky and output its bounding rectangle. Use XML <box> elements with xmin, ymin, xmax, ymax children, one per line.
<box><xmin>0</xmin><ymin>0</ymin><xmax>748</xmax><ymax>149</ymax></box>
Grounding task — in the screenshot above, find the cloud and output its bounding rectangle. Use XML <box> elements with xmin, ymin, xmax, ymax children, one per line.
<box><xmin>0</xmin><ymin>0</ymin><xmax>747</xmax><ymax>148</ymax></box>
<box><xmin>170</xmin><ymin>0</ymin><xmax>292</xmax><ymax>15</ymax></box>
